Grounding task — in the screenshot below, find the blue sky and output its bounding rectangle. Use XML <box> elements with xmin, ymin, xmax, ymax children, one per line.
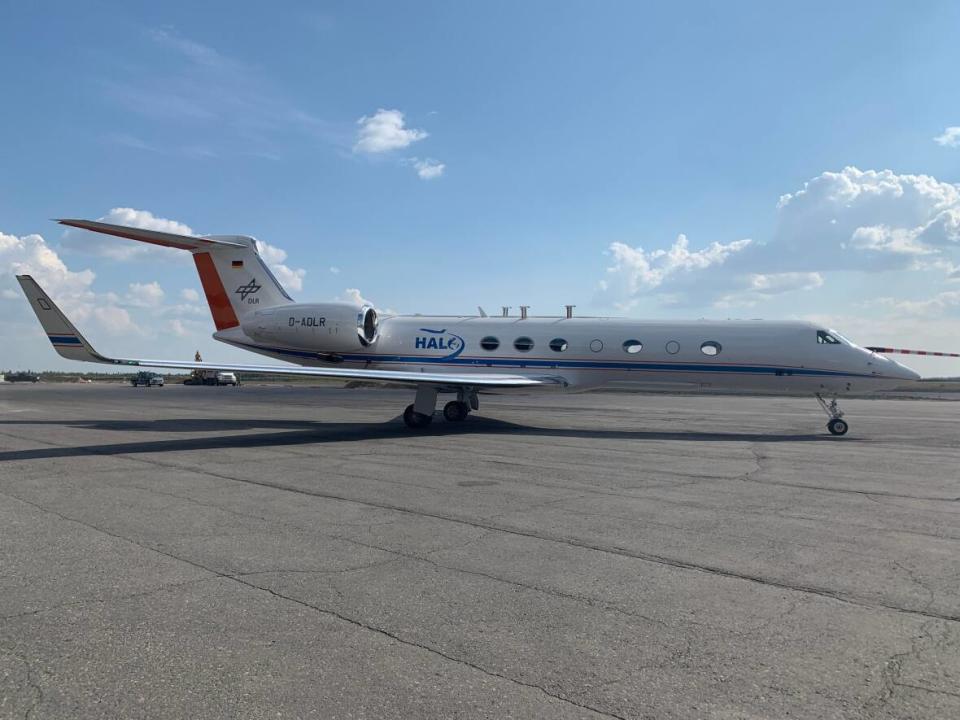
<box><xmin>2</xmin><ymin>1</ymin><xmax>960</xmax><ymax>375</ymax></box>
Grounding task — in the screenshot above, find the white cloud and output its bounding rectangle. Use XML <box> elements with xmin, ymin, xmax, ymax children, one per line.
<box><xmin>329</xmin><ymin>266</ymin><xmax>340</xmax><ymax>275</ymax></box>
<box><xmin>354</xmin><ymin>109</ymin><xmax>427</xmax><ymax>154</ymax></box>
<box><xmin>62</xmin><ymin>207</ymin><xmax>195</xmax><ymax>261</ymax></box>
<box><xmin>600</xmin><ymin>234</ymin><xmax>751</xmax><ymax>307</ymax></box>
<box><xmin>255</xmin><ymin>239</ymin><xmax>306</xmax><ymax>292</ymax></box>
<box><xmin>714</xmin><ymin>272</ymin><xmax>825</xmax><ymax>309</ymax></box>
<box><xmin>602</xmin><ymin>167</ymin><xmax>960</xmax><ymax>309</ymax></box>
<box><xmin>0</xmin><ymin>231</ymin><xmax>96</xmax><ymax>300</ymax></box>
<box><xmin>771</xmin><ymin>167</ymin><xmax>960</xmax><ymax>271</ymax></box>
<box><xmin>848</xmin><ymin>226</ymin><xmax>932</xmax><ymax>255</ymax></box>
<box><xmin>126</xmin><ymin>281</ymin><xmax>165</xmax><ymax>307</ymax></box>
<box><xmin>411</xmin><ymin>158</ymin><xmax>445</xmax><ymax>180</ymax></box>
<box><xmin>180</xmin><ymin>288</ymin><xmax>200</xmax><ymax>302</ymax></box>
<box><xmin>872</xmin><ymin>291</ymin><xmax>960</xmax><ymax>317</ymax></box>
<box><xmin>747</xmin><ymin>272</ymin><xmax>824</xmax><ymax>293</ymax></box>
<box><xmin>934</xmin><ymin>126</ymin><xmax>960</xmax><ymax>148</ymax></box>
<box><xmin>337</xmin><ymin>288</ymin><xmax>373</xmax><ymax>307</ymax></box>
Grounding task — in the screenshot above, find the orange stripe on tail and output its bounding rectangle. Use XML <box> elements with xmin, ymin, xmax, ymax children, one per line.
<box><xmin>193</xmin><ymin>252</ymin><xmax>240</xmax><ymax>330</ymax></box>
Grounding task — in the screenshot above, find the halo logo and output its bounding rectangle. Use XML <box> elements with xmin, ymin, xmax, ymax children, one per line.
<box><xmin>415</xmin><ymin>328</ymin><xmax>465</xmax><ymax>360</ymax></box>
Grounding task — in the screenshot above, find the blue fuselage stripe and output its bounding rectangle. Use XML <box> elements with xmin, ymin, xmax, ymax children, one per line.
<box><xmin>232</xmin><ymin>341</ymin><xmax>870</xmax><ymax>379</ymax></box>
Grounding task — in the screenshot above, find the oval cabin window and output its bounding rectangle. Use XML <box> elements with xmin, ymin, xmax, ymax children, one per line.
<box><xmin>549</xmin><ymin>338</ymin><xmax>568</xmax><ymax>352</ymax></box>
<box><xmin>480</xmin><ymin>336</ymin><xmax>499</xmax><ymax>351</ymax></box>
<box><xmin>622</xmin><ymin>339</ymin><xmax>642</xmax><ymax>354</ymax></box>
<box><xmin>700</xmin><ymin>341</ymin><xmax>721</xmax><ymax>356</ymax></box>
<box><xmin>514</xmin><ymin>337</ymin><xmax>534</xmax><ymax>352</ymax></box>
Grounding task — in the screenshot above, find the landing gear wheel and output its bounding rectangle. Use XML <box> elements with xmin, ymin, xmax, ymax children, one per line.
<box><xmin>827</xmin><ymin>418</ymin><xmax>848</xmax><ymax>436</ymax></box>
<box><xmin>403</xmin><ymin>404</ymin><xmax>433</xmax><ymax>429</ymax></box>
<box><xmin>443</xmin><ymin>400</ymin><xmax>470</xmax><ymax>422</ymax></box>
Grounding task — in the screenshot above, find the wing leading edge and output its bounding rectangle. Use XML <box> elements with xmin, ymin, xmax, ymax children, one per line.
<box><xmin>16</xmin><ymin>275</ymin><xmax>565</xmax><ymax>389</ymax></box>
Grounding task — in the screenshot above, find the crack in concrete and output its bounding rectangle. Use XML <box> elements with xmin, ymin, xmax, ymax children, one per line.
<box><xmin>0</xmin><ymin>577</ymin><xmax>216</xmax><ymax>622</ymax></box>
<box><xmin>891</xmin><ymin>681</ymin><xmax>960</xmax><ymax>699</ymax></box>
<box><xmin>233</xmin><ymin>557</ymin><xmax>400</xmax><ymax>578</ymax></box>
<box><xmin>743</xmin><ymin>446</ymin><xmax>959</xmax><ymax>502</ymax></box>
<box><xmin>0</xmin><ymin>490</ymin><xmax>627</xmax><ymax>720</ymax></box>
<box><xmin>5</xmin><ymin>429</ymin><xmax>960</xmax><ymax>627</ymax></box>
<box><xmin>0</xmin><ymin>645</ymin><xmax>43</xmax><ymax>720</ymax></box>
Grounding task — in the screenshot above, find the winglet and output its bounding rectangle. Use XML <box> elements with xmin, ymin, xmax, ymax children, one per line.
<box><xmin>15</xmin><ymin>275</ymin><xmax>118</xmax><ymax>364</ymax></box>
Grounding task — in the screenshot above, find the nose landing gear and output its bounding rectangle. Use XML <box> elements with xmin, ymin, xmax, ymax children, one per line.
<box><xmin>816</xmin><ymin>394</ymin><xmax>849</xmax><ymax>435</ymax></box>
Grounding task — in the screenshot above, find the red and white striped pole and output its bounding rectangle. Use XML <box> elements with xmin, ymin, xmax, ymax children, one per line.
<box><xmin>866</xmin><ymin>347</ymin><xmax>960</xmax><ymax>358</ymax></box>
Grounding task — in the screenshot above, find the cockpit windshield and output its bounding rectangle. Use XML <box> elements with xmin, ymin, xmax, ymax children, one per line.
<box><xmin>817</xmin><ymin>330</ymin><xmax>842</xmax><ymax>345</ymax></box>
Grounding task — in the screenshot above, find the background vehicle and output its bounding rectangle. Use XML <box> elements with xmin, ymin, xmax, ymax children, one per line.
<box><xmin>183</xmin><ymin>369</ymin><xmax>239</xmax><ymax>386</ymax></box>
<box><xmin>130</xmin><ymin>371</ymin><xmax>164</xmax><ymax>387</ymax></box>
<box><xmin>5</xmin><ymin>371</ymin><xmax>40</xmax><ymax>383</ymax></box>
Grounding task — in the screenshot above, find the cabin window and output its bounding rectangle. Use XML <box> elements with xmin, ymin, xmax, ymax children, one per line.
<box><xmin>700</xmin><ymin>341</ymin><xmax>721</xmax><ymax>356</ymax></box>
<box><xmin>622</xmin><ymin>340</ymin><xmax>643</xmax><ymax>354</ymax></box>
<box><xmin>817</xmin><ymin>330</ymin><xmax>841</xmax><ymax>345</ymax></box>
<box><xmin>590</xmin><ymin>339</ymin><xmax>603</xmax><ymax>352</ymax></box>
<box><xmin>549</xmin><ymin>338</ymin><xmax>568</xmax><ymax>352</ymax></box>
<box><xmin>480</xmin><ymin>336</ymin><xmax>500</xmax><ymax>351</ymax></box>
<box><xmin>514</xmin><ymin>336</ymin><xmax>534</xmax><ymax>352</ymax></box>
<box><xmin>665</xmin><ymin>341</ymin><xmax>680</xmax><ymax>354</ymax></box>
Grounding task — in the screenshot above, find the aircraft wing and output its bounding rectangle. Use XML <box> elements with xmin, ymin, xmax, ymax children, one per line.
<box><xmin>16</xmin><ymin>275</ymin><xmax>566</xmax><ymax>389</ymax></box>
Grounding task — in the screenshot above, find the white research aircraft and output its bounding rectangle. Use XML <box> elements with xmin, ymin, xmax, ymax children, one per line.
<box><xmin>16</xmin><ymin>218</ymin><xmax>936</xmax><ymax>436</ymax></box>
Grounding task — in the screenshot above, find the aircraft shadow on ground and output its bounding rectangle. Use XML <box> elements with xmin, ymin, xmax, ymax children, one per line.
<box><xmin>0</xmin><ymin>416</ymin><xmax>849</xmax><ymax>463</ymax></box>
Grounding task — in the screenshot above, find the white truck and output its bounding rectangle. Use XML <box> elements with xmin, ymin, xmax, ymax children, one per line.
<box><xmin>183</xmin><ymin>370</ymin><xmax>239</xmax><ymax>386</ymax></box>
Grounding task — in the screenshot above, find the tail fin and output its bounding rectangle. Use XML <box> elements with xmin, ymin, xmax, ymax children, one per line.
<box><xmin>57</xmin><ymin>219</ymin><xmax>294</xmax><ymax>331</ymax></box>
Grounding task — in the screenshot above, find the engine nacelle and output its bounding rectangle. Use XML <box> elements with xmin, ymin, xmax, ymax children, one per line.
<box><xmin>240</xmin><ymin>302</ymin><xmax>379</xmax><ymax>353</ymax></box>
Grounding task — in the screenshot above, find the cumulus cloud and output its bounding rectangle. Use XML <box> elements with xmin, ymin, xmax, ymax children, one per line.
<box><xmin>354</xmin><ymin>109</ymin><xmax>428</xmax><ymax>154</ymax></box>
<box><xmin>329</xmin><ymin>266</ymin><xmax>340</xmax><ymax>275</ymax></box>
<box><xmin>411</xmin><ymin>158</ymin><xmax>445</xmax><ymax>180</ymax></box>
<box><xmin>769</xmin><ymin>167</ymin><xmax>960</xmax><ymax>271</ymax></box>
<box><xmin>180</xmin><ymin>288</ymin><xmax>200</xmax><ymax>302</ymax></box>
<box><xmin>255</xmin><ymin>239</ymin><xmax>306</xmax><ymax>292</ymax></box>
<box><xmin>337</xmin><ymin>288</ymin><xmax>373</xmax><ymax>307</ymax></box>
<box><xmin>126</xmin><ymin>281</ymin><xmax>166</xmax><ymax>307</ymax></box>
<box><xmin>747</xmin><ymin>272</ymin><xmax>825</xmax><ymax>294</ymax></box>
<box><xmin>934</xmin><ymin>126</ymin><xmax>960</xmax><ymax>148</ymax></box>
<box><xmin>601</xmin><ymin>167</ymin><xmax>960</xmax><ymax>309</ymax></box>
<box><xmin>0</xmin><ymin>229</ymin><xmax>144</xmax><ymax>341</ymax></box>
<box><xmin>599</xmin><ymin>235</ymin><xmax>751</xmax><ymax>308</ymax></box>
<box><xmin>873</xmin><ymin>291</ymin><xmax>960</xmax><ymax>317</ymax></box>
<box><xmin>0</xmin><ymin>231</ymin><xmax>96</xmax><ymax>300</ymax></box>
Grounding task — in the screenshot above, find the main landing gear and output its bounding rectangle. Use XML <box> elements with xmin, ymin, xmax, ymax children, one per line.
<box><xmin>816</xmin><ymin>394</ymin><xmax>849</xmax><ymax>436</ymax></box>
<box><xmin>402</xmin><ymin>386</ymin><xmax>478</xmax><ymax>429</ymax></box>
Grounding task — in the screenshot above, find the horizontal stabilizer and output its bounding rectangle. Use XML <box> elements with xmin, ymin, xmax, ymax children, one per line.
<box><xmin>57</xmin><ymin>219</ymin><xmax>245</xmax><ymax>251</ymax></box>
<box><xmin>16</xmin><ymin>275</ymin><xmax>564</xmax><ymax>389</ymax></box>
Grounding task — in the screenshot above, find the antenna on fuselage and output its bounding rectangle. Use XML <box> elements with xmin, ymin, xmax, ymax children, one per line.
<box><xmin>501</xmin><ymin>306</ymin><xmax>510</xmax><ymax>317</ymax></box>
<box><xmin>565</xmin><ymin>305</ymin><xmax>575</xmax><ymax>319</ymax></box>
<box><xmin>520</xmin><ymin>305</ymin><xmax>530</xmax><ymax>319</ymax></box>
<box><xmin>478</xmin><ymin>306</ymin><xmax>488</xmax><ymax>318</ymax></box>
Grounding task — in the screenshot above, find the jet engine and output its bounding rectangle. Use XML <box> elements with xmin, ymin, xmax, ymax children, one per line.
<box><xmin>240</xmin><ymin>302</ymin><xmax>379</xmax><ymax>353</ymax></box>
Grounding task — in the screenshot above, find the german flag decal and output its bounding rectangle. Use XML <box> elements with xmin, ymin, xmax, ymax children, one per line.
<box><xmin>231</xmin><ymin>260</ymin><xmax>243</xmax><ymax>268</ymax></box>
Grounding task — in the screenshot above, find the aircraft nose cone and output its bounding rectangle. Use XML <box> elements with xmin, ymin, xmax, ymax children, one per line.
<box><xmin>892</xmin><ymin>361</ymin><xmax>921</xmax><ymax>382</ymax></box>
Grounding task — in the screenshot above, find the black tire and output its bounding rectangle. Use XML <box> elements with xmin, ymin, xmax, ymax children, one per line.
<box><xmin>403</xmin><ymin>404</ymin><xmax>433</xmax><ymax>429</ymax></box>
<box><xmin>828</xmin><ymin>418</ymin><xmax>848</xmax><ymax>436</ymax></box>
<box><xmin>443</xmin><ymin>400</ymin><xmax>470</xmax><ymax>422</ymax></box>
